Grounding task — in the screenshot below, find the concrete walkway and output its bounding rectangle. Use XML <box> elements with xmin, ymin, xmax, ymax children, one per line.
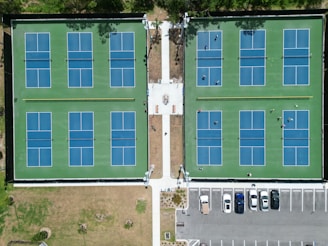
<box><xmin>149</xmin><ymin>20</ymin><xmax>180</xmax><ymax>246</ymax></box>
<box><xmin>161</xmin><ymin>21</ymin><xmax>171</xmax><ymax>83</ymax></box>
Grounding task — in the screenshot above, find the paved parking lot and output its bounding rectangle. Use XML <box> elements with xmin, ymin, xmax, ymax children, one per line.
<box><xmin>176</xmin><ymin>187</ymin><xmax>328</xmax><ymax>245</ymax></box>
<box><xmin>187</xmin><ymin>187</ymin><xmax>327</xmax><ymax>213</ymax></box>
<box><xmin>186</xmin><ymin>240</ymin><xmax>320</xmax><ymax>246</ymax></box>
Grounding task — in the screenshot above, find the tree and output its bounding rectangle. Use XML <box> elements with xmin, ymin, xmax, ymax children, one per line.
<box><xmin>151</xmin><ymin>18</ymin><xmax>162</xmax><ymax>42</ymax></box>
<box><xmin>131</xmin><ymin>0</ymin><xmax>154</xmax><ymax>12</ymax></box>
<box><xmin>166</xmin><ymin>0</ymin><xmax>187</xmax><ymax>23</ymax></box>
<box><xmin>94</xmin><ymin>0</ymin><xmax>124</xmax><ymax>13</ymax></box>
<box><xmin>0</xmin><ymin>0</ymin><xmax>22</xmax><ymax>14</ymax></box>
<box><xmin>61</xmin><ymin>0</ymin><xmax>97</xmax><ymax>13</ymax></box>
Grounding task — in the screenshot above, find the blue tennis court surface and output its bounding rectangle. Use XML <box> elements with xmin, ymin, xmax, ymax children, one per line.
<box><xmin>283</xmin><ymin>29</ymin><xmax>309</xmax><ymax>85</ymax></box>
<box><xmin>197</xmin><ymin>111</ymin><xmax>222</xmax><ymax>165</ymax></box>
<box><xmin>111</xmin><ymin>112</ymin><xmax>136</xmax><ymax>166</ymax></box>
<box><xmin>239</xmin><ymin>111</ymin><xmax>265</xmax><ymax>166</ymax></box>
<box><xmin>283</xmin><ymin>110</ymin><xmax>309</xmax><ymax>165</ymax></box>
<box><xmin>197</xmin><ymin>31</ymin><xmax>222</xmax><ymax>86</ymax></box>
<box><xmin>25</xmin><ymin>33</ymin><xmax>51</xmax><ymax>88</ymax></box>
<box><xmin>110</xmin><ymin>32</ymin><xmax>135</xmax><ymax>87</ymax></box>
<box><xmin>239</xmin><ymin>30</ymin><xmax>265</xmax><ymax>86</ymax></box>
<box><xmin>67</xmin><ymin>32</ymin><xmax>93</xmax><ymax>87</ymax></box>
<box><xmin>26</xmin><ymin>112</ymin><xmax>52</xmax><ymax>167</ymax></box>
<box><xmin>69</xmin><ymin>112</ymin><xmax>94</xmax><ymax>166</ymax></box>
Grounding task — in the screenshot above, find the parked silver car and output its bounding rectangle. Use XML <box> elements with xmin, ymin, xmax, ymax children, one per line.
<box><xmin>260</xmin><ymin>190</ymin><xmax>269</xmax><ymax>211</ymax></box>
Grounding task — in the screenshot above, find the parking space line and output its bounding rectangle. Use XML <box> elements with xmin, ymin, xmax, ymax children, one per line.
<box><xmin>221</xmin><ymin>239</ymin><xmax>223</xmax><ymax>246</ymax></box>
<box><xmin>313</xmin><ymin>189</ymin><xmax>315</xmax><ymax>212</ymax></box>
<box><xmin>325</xmin><ymin>188</ymin><xmax>327</xmax><ymax>213</ymax></box>
<box><xmin>302</xmin><ymin>188</ymin><xmax>304</xmax><ymax>212</ymax></box>
<box><xmin>232</xmin><ymin>188</ymin><xmax>235</xmax><ymax>213</ymax></box>
<box><xmin>232</xmin><ymin>239</ymin><xmax>234</xmax><ymax>246</ymax></box>
<box><xmin>278</xmin><ymin>188</ymin><xmax>281</xmax><ymax>212</ymax></box>
<box><xmin>278</xmin><ymin>240</ymin><xmax>280</xmax><ymax>246</ymax></box>
<box><xmin>243</xmin><ymin>239</ymin><xmax>245</xmax><ymax>246</ymax></box>
<box><xmin>244</xmin><ymin>188</ymin><xmax>246</xmax><ymax>214</ymax></box>
<box><xmin>209</xmin><ymin>239</ymin><xmax>211</xmax><ymax>246</ymax></box>
<box><xmin>198</xmin><ymin>188</ymin><xmax>200</xmax><ymax>211</ymax></box>
<box><xmin>301</xmin><ymin>241</ymin><xmax>303</xmax><ymax>246</ymax></box>
<box><xmin>255</xmin><ymin>239</ymin><xmax>257</xmax><ymax>246</ymax></box>
<box><xmin>290</xmin><ymin>189</ymin><xmax>292</xmax><ymax>212</ymax></box>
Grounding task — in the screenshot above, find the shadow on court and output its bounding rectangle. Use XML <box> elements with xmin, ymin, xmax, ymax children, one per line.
<box><xmin>65</xmin><ymin>21</ymin><xmax>119</xmax><ymax>44</ymax></box>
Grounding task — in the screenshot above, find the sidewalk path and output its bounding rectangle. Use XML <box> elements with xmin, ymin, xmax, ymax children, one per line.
<box><xmin>150</xmin><ymin>20</ymin><xmax>174</xmax><ymax>246</ymax></box>
<box><xmin>161</xmin><ymin>21</ymin><xmax>171</xmax><ymax>83</ymax></box>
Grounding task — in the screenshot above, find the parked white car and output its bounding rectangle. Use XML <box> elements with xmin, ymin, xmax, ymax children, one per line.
<box><xmin>248</xmin><ymin>189</ymin><xmax>257</xmax><ymax>211</ymax></box>
<box><xmin>200</xmin><ymin>195</ymin><xmax>209</xmax><ymax>215</ymax></box>
<box><xmin>223</xmin><ymin>193</ymin><xmax>232</xmax><ymax>213</ymax></box>
<box><xmin>260</xmin><ymin>191</ymin><xmax>269</xmax><ymax>211</ymax></box>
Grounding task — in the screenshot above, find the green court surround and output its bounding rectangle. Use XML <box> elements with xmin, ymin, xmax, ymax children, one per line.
<box><xmin>184</xmin><ymin>15</ymin><xmax>324</xmax><ymax>179</ymax></box>
<box><xmin>11</xmin><ymin>18</ymin><xmax>148</xmax><ymax>180</ymax></box>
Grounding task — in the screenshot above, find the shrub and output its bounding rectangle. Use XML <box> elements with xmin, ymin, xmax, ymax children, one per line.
<box><xmin>136</xmin><ymin>200</ymin><xmax>147</xmax><ymax>214</ymax></box>
<box><xmin>172</xmin><ymin>194</ymin><xmax>182</xmax><ymax>206</ymax></box>
<box><xmin>32</xmin><ymin>230</ymin><xmax>48</xmax><ymax>242</ymax></box>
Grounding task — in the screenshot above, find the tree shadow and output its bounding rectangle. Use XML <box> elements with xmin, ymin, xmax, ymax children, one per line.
<box><xmin>66</xmin><ymin>22</ymin><xmax>95</xmax><ymax>31</ymax></box>
<box><xmin>97</xmin><ymin>22</ymin><xmax>118</xmax><ymax>44</ymax></box>
<box><xmin>65</xmin><ymin>21</ymin><xmax>119</xmax><ymax>44</ymax></box>
<box><xmin>235</xmin><ymin>18</ymin><xmax>266</xmax><ymax>30</ymax></box>
<box><xmin>184</xmin><ymin>20</ymin><xmax>221</xmax><ymax>47</ymax></box>
<box><xmin>169</xmin><ymin>29</ymin><xmax>183</xmax><ymax>45</ymax></box>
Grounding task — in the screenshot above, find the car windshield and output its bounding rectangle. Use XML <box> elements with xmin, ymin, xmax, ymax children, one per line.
<box><xmin>251</xmin><ymin>195</ymin><xmax>257</xmax><ymax>198</ymax></box>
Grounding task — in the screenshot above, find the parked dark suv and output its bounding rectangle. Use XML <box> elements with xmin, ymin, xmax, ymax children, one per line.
<box><xmin>270</xmin><ymin>190</ymin><xmax>279</xmax><ymax>209</ymax></box>
<box><xmin>235</xmin><ymin>192</ymin><xmax>244</xmax><ymax>214</ymax></box>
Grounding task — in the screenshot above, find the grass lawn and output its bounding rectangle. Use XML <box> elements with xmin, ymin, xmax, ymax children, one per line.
<box><xmin>1</xmin><ymin>185</ymin><xmax>152</xmax><ymax>246</ymax></box>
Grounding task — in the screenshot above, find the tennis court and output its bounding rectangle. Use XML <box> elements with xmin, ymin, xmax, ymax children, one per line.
<box><xmin>239</xmin><ymin>30</ymin><xmax>265</xmax><ymax>86</ymax></box>
<box><xmin>67</xmin><ymin>32</ymin><xmax>93</xmax><ymax>87</ymax></box>
<box><xmin>196</xmin><ymin>111</ymin><xmax>222</xmax><ymax>165</ymax></box>
<box><xmin>283</xmin><ymin>110</ymin><xmax>309</xmax><ymax>166</ymax></box>
<box><xmin>239</xmin><ymin>110</ymin><xmax>265</xmax><ymax>166</ymax></box>
<box><xmin>283</xmin><ymin>29</ymin><xmax>309</xmax><ymax>85</ymax></box>
<box><xmin>25</xmin><ymin>32</ymin><xmax>51</xmax><ymax>88</ymax></box>
<box><xmin>197</xmin><ymin>31</ymin><xmax>222</xmax><ymax>86</ymax></box>
<box><xmin>110</xmin><ymin>32</ymin><xmax>135</xmax><ymax>87</ymax></box>
<box><xmin>111</xmin><ymin>111</ymin><xmax>136</xmax><ymax>166</ymax></box>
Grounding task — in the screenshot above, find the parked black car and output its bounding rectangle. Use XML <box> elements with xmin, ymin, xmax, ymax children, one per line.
<box><xmin>270</xmin><ymin>190</ymin><xmax>279</xmax><ymax>209</ymax></box>
<box><xmin>235</xmin><ymin>192</ymin><xmax>244</xmax><ymax>214</ymax></box>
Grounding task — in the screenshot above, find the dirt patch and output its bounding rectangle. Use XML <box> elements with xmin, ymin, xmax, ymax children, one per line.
<box><xmin>160</xmin><ymin>189</ymin><xmax>187</xmax><ymax>246</ymax></box>
<box><xmin>148</xmin><ymin>29</ymin><xmax>162</xmax><ymax>83</ymax></box>
<box><xmin>2</xmin><ymin>186</ymin><xmax>152</xmax><ymax>246</ymax></box>
<box><xmin>170</xmin><ymin>116</ymin><xmax>183</xmax><ymax>178</ymax></box>
<box><xmin>169</xmin><ymin>29</ymin><xmax>184</xmax><ymax>83</ymax></box>
<box><xmin>160</xmin><ymin>208</ymin><xmax>176</xmax><ymax>244</ymax></box>
<box><xmin>147</xmin><ymin>6</ymin><xmax>168</xmax><ymax>21</ymax></box>
<box><xmin>149</xmin><ymin>115</ymin><xmax>163</xmax><ymax>178</ymax></box>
